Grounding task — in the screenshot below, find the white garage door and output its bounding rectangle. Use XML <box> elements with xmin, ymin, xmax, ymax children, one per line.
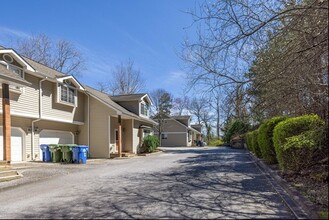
<box><xmin>39</xmin><ymin>130</ymin><xmax>74</xmax><ymax>161</ymax></box>
<box><xmin>0</xmin><ymin>127</ymin><xmax>23</xmax><ymax>162</ymax></box>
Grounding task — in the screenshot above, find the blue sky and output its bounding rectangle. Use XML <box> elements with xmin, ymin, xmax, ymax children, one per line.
<box><xmin>0</xmin><ymin>0</ymin><xmax>202</xmax><ymax>97</ymax></box>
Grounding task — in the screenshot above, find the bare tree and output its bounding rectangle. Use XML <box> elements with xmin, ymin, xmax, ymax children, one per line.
<box><xmin>172</xmin><ymin>96</ymin><xmax>190</xmax><ymax>116</ymax></box>
<box><xmin>104</xmin><ymin>59</ymin><xmax>145</xmax><ymax>95</ymax></box>
<box><xmin>189</xmin><ymin>97</ymin><xmax>214</xmax><ymax>142</ymax></box>
<box><xmin>150</xmin><ymin>89</ymin><xmax>173</xmax><ymax>146</ymax></box>
<box><xmin>17</xmin><ymin>33</ymin><xmax>85</xmax><ymax>76</ymax></box>
<box><xmin>182</xmin><ymin>0</ymin><xmax>328</xmax><ymax>121</ymax></box>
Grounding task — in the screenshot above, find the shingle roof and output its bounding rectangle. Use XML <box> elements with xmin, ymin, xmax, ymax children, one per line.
<box><xmin>85</xmin><ymin>85</ymin><xmax>157</xmax><ymax>125</ymax></box>
<box><xmin>0</xmin><ymin>65</ymin><xmax>31</xmax><ymax>86</ymax></box>
<box><xmin>171</xmin><ymin>115</ymin><xmax>191</xmax><ymax>120</ymax></box>
<box><xmin>22</xmin><ymin>56</ymin><xmax>66</xmax><ymax>78</ymax></box>
<box><xmin>110</xmin><ymin>93</ymin><xmax>147</xmax><ymax>102</ymax></box>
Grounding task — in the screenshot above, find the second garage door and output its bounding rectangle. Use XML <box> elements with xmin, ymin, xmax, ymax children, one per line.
<box><xmin>39</xmin><ymin>130</ymin><xmax>74</xmax><ymax>161</ymax></box>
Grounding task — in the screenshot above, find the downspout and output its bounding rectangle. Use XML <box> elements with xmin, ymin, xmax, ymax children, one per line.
<box><xmin>31</xmin><ymin>77</ymin><xmax>47</xmax><ymax>160</ymax></box>
<box><xmin>87</xmin><ymin>93</ymin><xmax>90</xmax><ymax>148</ymax></box>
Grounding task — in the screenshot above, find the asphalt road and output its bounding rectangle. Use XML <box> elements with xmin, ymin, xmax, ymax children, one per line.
<box><xmin>0</xmin><ymin>147</ymin><xmax>296</xmax><ymax>219</ymax></box>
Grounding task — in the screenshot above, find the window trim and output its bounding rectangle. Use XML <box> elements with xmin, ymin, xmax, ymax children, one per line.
<box><xmin>140</xmin><ymin>101</ymin><xmax>149</xmax><ymax>117</ymax></box>
<box><xmin>56</xmin><ymin>82</ymin><xmax>77</xmax><ymax>107</ymax></box>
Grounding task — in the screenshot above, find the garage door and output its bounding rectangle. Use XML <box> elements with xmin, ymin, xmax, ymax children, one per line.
<box><xmin>39</xmin><ymin>130</ymin><xmax>74</xmax><ymax>161</ymax></box>
<box><xmin>0</xmin><ymin>127</ymin><xmax>24</xmax><ymax>162</ymax></box>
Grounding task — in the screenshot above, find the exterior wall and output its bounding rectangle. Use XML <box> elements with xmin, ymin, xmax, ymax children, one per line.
<box><xmin>0</xmin><ymin>74</ymin><xmax>40</xmax><ymax>118</ymax></box>
<box><xmin>122</xmin><ymin>119</ymin><xmax>133</xmax><ymax>152</ymax></box>
<box><xmin>0</xmin><ymin>116</ymin><xmax>79</xmax><ymax>161</ymax></box>
<box><xmin>161</xmin><ymin>133</ymin><xmax>187</xmax><ymax>147</ymax></box>
<box><xmin>115</xmin><ymin>101</ymin><xmax>139</xmax><ymax>115</ymax></box>
<box><xmin>88</xmin><ymin>97</ymin><xmax>116</xmax><ymax>158</ymax></box>
<box><xmin>41</xmin><ymin>80</ymin><xmax>85</xmax><ymax>123</ymax></box>
<box><xmin>132</xmin><ymin>120</ymin><xmax>154</xmax><ymax>154</ymax></box>
<box><xmin>176</xmin><ymin>119</ymin><xmax>189</xmax><ymax>127</ymax></box>
<box><xmin>163</xmin><ymin>119</ymin><xmax>186</xmax><ymax>133</ymax></box>
<box><xmin>78</xmin><ymin>95</ymin><xmax>90</xmax><ymax>146</ymax></box>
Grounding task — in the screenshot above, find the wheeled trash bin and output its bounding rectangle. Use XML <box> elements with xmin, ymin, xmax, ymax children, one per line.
<box><xmin>72</xmin><ymin>145</ymin><xmax>89</xmax><ymax>164</ymax></box>
<box><xmin>49</xmin><ymin>144</ymin><xmax>62</xmax><ymax>162</ymax></box>
<box><xmin>40</xmin><ymin>144</ymin><xmax>51</xmax><ymax>162</ymax></box>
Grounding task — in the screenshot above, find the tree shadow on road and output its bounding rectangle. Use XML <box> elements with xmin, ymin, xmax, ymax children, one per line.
<box><xmin>18</xmin><ymin>148</ymin><xmax>295</xmax><ymax>219</ymax></box>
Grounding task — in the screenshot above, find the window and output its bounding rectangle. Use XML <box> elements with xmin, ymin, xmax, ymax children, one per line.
<box><xmin>58</xmin><ymin>83</ymin><xmax>76</xmax><ymax>105</ymax></box>
<box><xmin>0</xmin><ymin>61</ymin><xmax>24</xmax><ymax>79</ymax></box>
<box><xmin>161</xmin><ymin>133</ymin><xmax>167</xmax><ymax>139</ymax></box>
<box><xmin>143</xmin><ymin>129</ymin><xmax>151</xmax><ymax>138</ymax></box>
<box><xmin>0</xmin><ymin>60</ymin><xmax>24</xmax><ymax>92</ymax></box>
<box><xmin>140</xmin><ymin>103</ymin><xmax>149</xmax><ymax>116</ymax></box>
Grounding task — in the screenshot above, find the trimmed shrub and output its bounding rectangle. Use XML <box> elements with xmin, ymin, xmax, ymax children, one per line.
<box><xmin>224</xmin><ymin>119</ymin><xmax>249</xmax><ymax>143</ymax></box>
<box><xmin>273</xmin><ymin>114</ymin><xmax>325</xmax><ymax>172</ymax></box>
<box><xmin>251</xmin><ymin>129</ymin><xmax>262</xmax><ymax>157</ymax></box>
<box><xmin>141</xmin><ymin>135</ymin><xmax>160</xmax><ymax>153</ymax></box>
<box><xmin>208</xmin><ymin>139</ymin><xmax>224</xmax><ymax>146</ymax></box>
<box><xmin>258</xmin><ymin>116</ymin><xmax>287</xmax><ymax>164</ymax></box>
<box><xmin>244</xmin><ymin>132</ymin><xmax>253</xmax><ymax>152</ymax></box>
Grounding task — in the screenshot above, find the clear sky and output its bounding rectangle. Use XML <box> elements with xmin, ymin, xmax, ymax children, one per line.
<box><xmin>0</xmin><ymin>0</ymin><xmax>202</xmax><ymax>97</ymax></box>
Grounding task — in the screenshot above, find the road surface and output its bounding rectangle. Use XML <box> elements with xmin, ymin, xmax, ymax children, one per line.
<box><xmin>0</xmin><ymin>147</ymin><xmax>295</xmax><ymax>219</ymax></box>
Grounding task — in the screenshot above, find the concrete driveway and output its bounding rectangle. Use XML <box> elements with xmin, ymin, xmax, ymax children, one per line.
<box><xmin>0</xmin><ymin>147</ymin><xmax>297</xmax><ymax>219</ymax></box>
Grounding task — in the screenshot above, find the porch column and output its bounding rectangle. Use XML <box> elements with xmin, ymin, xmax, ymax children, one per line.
<box><xmin>118</xmin><ymin>115</ymin><xmax>122</xmax><ymax>157</ymax></box>
<box><xmin>2</xmin><ymin>83</ymin><xmax>11</xmax><ymax>163</ymax></box>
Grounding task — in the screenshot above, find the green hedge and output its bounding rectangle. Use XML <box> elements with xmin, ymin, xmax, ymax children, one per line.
<box><xmin>251</xmin><ymin>129</ymin><xmax>262</xmax><ymax>158</ymax></box>
<box><xmin>245</xmin><ymin>132</ymin><xmax>253</xmax><ymax>152</ymax></box>
<box><xmin>141</xmin><ymin>135</ymin><xmax>160</xmax><ymax>153</ymax></box>
<box><xmin>273</xmin><ymin>114</ymin><xmax>325</xmax><ymax>172</ymax></box>
<box><xmin>224</xmin><ymin>119</ymin><xmax>249</xmax><ymax>143</ymax></box>
<box><xmin>258</xmin><ymin>116</ymin><xmax>287</xmax><ymax>164</ymax></box>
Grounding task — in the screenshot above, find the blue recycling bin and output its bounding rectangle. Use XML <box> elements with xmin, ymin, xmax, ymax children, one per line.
<box><xmin>72</xmin><ymin>145</ymin><xmax>89</xmax><ymax>164</ymax></box>
<box><xmin>40</xmin><ymin>144</ymin><xmax>51</xmax><ymax>162</ymax></box>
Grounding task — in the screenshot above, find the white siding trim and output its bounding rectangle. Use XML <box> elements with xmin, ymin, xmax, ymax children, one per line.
<box><xmin>0</xmin><ymin>110</ymin><xmax>39</xmax><ymax>119</ymax></box>
<box><xmin>40</xmin><ymin>116</ymin><xmax>84</xmax><ymax>125</ymax></box>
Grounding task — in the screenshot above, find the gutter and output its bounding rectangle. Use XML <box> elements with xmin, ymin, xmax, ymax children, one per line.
<box><xmin>31</xmin><ymin>77</ymin><xmax>47</xmax><ymax>160</ymax></box>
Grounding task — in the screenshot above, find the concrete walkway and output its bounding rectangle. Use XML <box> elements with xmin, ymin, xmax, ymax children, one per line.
<box><xmin>0</xmin><ymin>147</ymin><xmax>304</xmax><ymax>219</ymax></box>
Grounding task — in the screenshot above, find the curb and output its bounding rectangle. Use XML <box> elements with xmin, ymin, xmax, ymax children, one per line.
<box><xmin>247</xmin><ymin>152</ymin><xmax>319</xmax><ymax>219</ymax></box>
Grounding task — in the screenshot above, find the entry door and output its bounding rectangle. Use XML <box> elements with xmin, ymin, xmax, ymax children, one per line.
<box><xmin>114</xmin><ymin>129</ymin><xmax>118</xmax><ymax>152</ymax></box>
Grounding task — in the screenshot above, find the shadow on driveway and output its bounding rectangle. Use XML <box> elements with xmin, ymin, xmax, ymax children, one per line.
<box><xmin>18</xmin><ymin>147</ymin><xmax>295</xmax><ymax>219</ymax></box>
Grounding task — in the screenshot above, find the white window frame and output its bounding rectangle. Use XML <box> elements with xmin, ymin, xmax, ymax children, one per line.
<box><xmin>57</xmin><ymin>82</ymin><xmax>77</xmax><ymax>107</ymax></box>
<box><xmin>140</xmin><ymin>101</ymin><xmax>149</xmax><ymax>117</ymax></box>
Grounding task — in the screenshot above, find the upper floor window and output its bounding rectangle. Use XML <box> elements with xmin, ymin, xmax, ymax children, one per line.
<box><xmin>140</xmin><ymin>102</ymin><xmax>149</xmax><ymax>116</ymax></box>
<box><xmin>57</xmin><ymin>82</ymin><xmax>77</xmax><ymax>106</ymax></box>
<box><xmin>0</xmin><ymin>59</ymin><xmax>24</xmax><ymax>79</ymax></box>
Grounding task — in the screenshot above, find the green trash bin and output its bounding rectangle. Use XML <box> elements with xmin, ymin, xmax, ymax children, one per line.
<box><xmin>49</xmin><ymin>144</ymin><xmax>62</xmax><ymax>162</ymax></box>
<box><xmin>60</xmin><ymin>144</ymin><xmax>77</xmax><ymax>163</ymax></box>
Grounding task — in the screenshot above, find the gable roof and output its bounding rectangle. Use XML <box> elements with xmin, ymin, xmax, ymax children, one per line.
<box><xmin>85</xmin><ymin>85</ymin><xmax>157</xmax><ymax>125</ymax></box>
<box><xmin>0</xmin><ymin>65</ymin><xmax>32</xmax><ymax>87</ymax></box>
<box><xmin>153</xmin><ymin>115</ymin><xmax>201</xmax><ymax>134</ymax></box>
<box><xmin>111</xmin><ymin>93</ymin><xmax>153</xmax><ymax>105</ymax></box>
<box><xmin>0</xmin><ymin>49</ymin><xmax>35</xmax><ymax>72</ymax></box>
<box><xmin>171</xmin><ymin>115</ymin><xmax>191</xmax><ymax>120</ymax></box>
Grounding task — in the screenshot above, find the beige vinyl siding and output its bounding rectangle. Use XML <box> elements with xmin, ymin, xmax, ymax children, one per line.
<box><xmin>122</xmin><ymin>119</ymin><xmax>133</xmax><ymax>152</ymax></box>
<box><xmin>41</xmin><ymin>81</ymin><xmax>85</xmax><ymax>123</ymax></box>
<box><xmin>89</xmin><ymin>97</ymin><xmax>116</xmax><ymax>158</ymax></box>
<box><xmin>0</xmin><ymin>74</ymin><xmax>39</xmax><ymax>118</ymax></box>
<box><xmin>78</xmin><ymin>96</ymin><xmax>90</xmax><ymax>146</ymax></box>
<box><xmin>115</xmin><ymin>101</ymin><xmax>139</xmax><ymax>115</ymax></box>
<box><xmin>163</xmin><ymin>119</ymin><xmax>186</xmax><ymax>132</ymax></box>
